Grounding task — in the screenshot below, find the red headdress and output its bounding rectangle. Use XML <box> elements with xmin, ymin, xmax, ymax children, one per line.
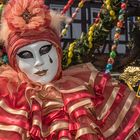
<box><xmin>0</xmin><ymin>0</ymin><xmax>69</xmax><ymax>80</ymax></box>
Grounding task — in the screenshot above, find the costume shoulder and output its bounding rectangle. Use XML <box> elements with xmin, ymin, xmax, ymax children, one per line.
<box><xmin>56</xmin><ymin>63</ymin><xmax>99</xmax><ymax>90</ymax></box>
<box><xmin>94</xmin><ymin>73</ymin><xmax>140</xmax><ymax>139</ymax></box>
<box><xmin>0</xmin><ymin>65</ymin><xmax>19</xmax><ymax>97</ymax></box>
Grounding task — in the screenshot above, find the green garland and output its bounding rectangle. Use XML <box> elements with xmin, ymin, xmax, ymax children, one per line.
<box><xmin>62</xmin><ymin>0</ymin><xmax>123</xmax><ymax>69</ymax></box>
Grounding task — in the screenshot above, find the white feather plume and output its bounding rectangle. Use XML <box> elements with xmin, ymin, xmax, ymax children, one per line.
<box><xmin>50</xmin><ymin>10</ymin><xmax>71</xmax><ymax>35</ymax></box>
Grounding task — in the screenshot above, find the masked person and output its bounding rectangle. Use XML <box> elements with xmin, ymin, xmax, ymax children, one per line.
<box><xmin>0</xmin><ymin>0</ymin><xmax>140</xmax><ymax>140</ymax></box>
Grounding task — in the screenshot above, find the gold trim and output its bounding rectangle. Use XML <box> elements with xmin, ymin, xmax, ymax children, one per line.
<box><xmin>103</xmin><ymin>92</ymin><xmax>135</xmax><ymax>138</ymax></box>
<box><xmin>88</xmin><ymin>71</ymin><xmax>98</xmax><ymax>86</ymax></box>
<box><xmin>25</xmin><ymin>87</ymin><xmax>32</xmax><ymax>108</ymax></box>
<box><xmin>60</xmin><ymin>138</ymin><xmax>70</xmax><ymax>140</ymax></box>
<box><xmin>0</xmin><ymin>100</ymin><xmax>28</xmax><ymax>118</ymax></box>
<box><xmin>42</xmin><ymin>101</ymin><xmax>63</xmax><ymax>115</ymax></box>
<box><xmin>42</xmin><ymin>108</ymin><xmax>60</xmax><ymax>116</ymax></box>
<box><xmin>97</xmin><ymin>87</ymin><xmax>120</xmax><ymax>120</ymax></box>
<box><xmin>43</xmin><ymin>100</ymin><xmax>63</xmax><ymax>109</ymax></box>
<box><xmin>30</xmin><ymin>95</ymin><xmax>43</xmax><ymax>106</ymax></box>
<box><xmin>119</xmin><ymin>66</ymin><xmax>140</xmax><ymax>88</ymax></box>
<box><xmin>87</xmin><ymin>62</ymin><xmax>98</xmax><ymax>86</ymax></box>
<box><xmin>68</xmin><ymin>98</ymin><xmax>92</xmax><ymax>114</ymax></box>
<box><xmin>25</xmin><ymin>85</ymin><xmax>43</xmax><ymax>108</ymax></box>
<box><xmin>60</xmin><ymin>85</ymin><xmax>88</xmax><ymax>94</ymax></box>
<box><xmin>90</xmin><ymin>122</ymin><xmax>98</xmax><ymax>129</ymax></box>
<box><xmin>32</xmin><ymin>118</ymin><xmax>42</xmax><ymax>129</ymax></box>
<box><xmin>136</xmin><ymin>85</ymin><xmax>140</xmax><ymax>98</ymax></box>
<box><xmin>0</xmin><ymin>124</ymin><xmax>25</xmax><ymax>140</ymax></box>
<box><xmin>0</xmin><ymin>124</ymin><xmax>23</xmax><ymax>133</ymax></box>
<box><xmin>44</xmin><ymin>83</ymin><xmax>56</xmax><ymax>90</ymax></box>
<box><xmin>42</xmin><ymin>121</ymin><xmax>69</xmax><ymax>137</ymax></box>
<box><xmin>75</xmin><ymin>127</ymin><xmax>96</xmax><ymax>139</ymax></box>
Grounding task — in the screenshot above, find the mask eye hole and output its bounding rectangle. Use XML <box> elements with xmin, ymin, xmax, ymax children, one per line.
<box><xmin>17</xmin><ymin>51</ymin><xmax>33</xmax><ymax>59</ymax></box>
<box><xmin>39</xmin><ymin>44</ymin><xmax>52</xmax><ymax>56</ymax></box>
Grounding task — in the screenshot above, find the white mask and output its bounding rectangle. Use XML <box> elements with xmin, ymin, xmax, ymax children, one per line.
<box><xmin>16</xmin><ymin>41</ymin><xmax>59</xmax><ymax>84</ymax></box>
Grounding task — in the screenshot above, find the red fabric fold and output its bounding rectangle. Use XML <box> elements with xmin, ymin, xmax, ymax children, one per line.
<box><xmin>73</xmin><ymin>108</ymin><xmax>89</xmax><ymax>119</ymax></box>
<box><xmin>64</xmin><ymin>92</ymin><xmax>94</xmax><ymax>105</ymax></box>
<box><xmin>58</xmin><ymin>130</ymin><xmax>72</xmax><ymax>139</ymax></box>
<box><xmin>115</xmin><ymin>103</ymin><xmax>140</xmax><ymax>140</ymax></box>
<box><xmin>101</xmin><ymin>84</ymin><xmax>126</xmax><ymax>124</ymax></box>
<box><xmin>94</xmin><ymin>74</ymin><xmax>110</xmax><ymax>107</ymax></box>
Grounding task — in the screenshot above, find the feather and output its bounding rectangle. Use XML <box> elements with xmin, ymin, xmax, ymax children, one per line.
<box><xmin>50</xmin><ymin>10</ymin><xmax>71</xmax><ymax>35</ymax></box>
<box><xmin>0</xmin><ymin>18</ymin><xmax>11</xmax><ymax>45</ymax></box>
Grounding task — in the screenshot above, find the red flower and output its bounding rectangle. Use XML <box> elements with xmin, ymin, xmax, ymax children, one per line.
<box><xmin>4</xmin><ymin>0</ymin><xmax>51</xmax><ymax>31</ymax></box>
